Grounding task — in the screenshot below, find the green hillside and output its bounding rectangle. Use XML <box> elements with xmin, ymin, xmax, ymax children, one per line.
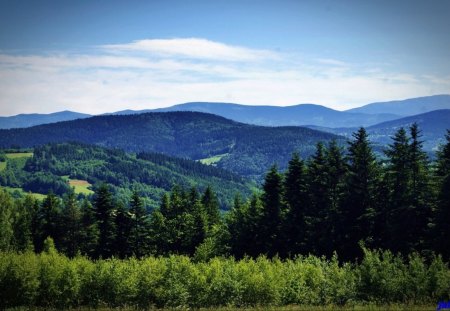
<box><xmin>0</xmin><ymin>111</ymin><xmax>341</xmax><ymax>179</ymax></box>
<box><xmin>0</xmin><ymin>142</ymin><xmax>254</xmax><ymax>209</ymax></box>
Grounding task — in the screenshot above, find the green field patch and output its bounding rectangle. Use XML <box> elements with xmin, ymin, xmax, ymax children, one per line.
<box><xmin>0</xmin><ymin>161</ymin><xmax>6</xmax><ymax>171</ymax></box>
<box><xmin>68</xmin><ymin>179</ymin><xmax>94</xmax><ymax>195</ymax></box>
<box><xmin>5</xmin><ymin>152</ymin><xmax>33</xmax><ymax>159</ymax></box>
<box><xmin>199</xmin><ymin>153</ymin><xmax>228</xmax><ymax>165</ymax></box>
<box><xmin>1</xmin><ymin>186</ymin><xmax>47</xmax><ymax>200</ymax></box>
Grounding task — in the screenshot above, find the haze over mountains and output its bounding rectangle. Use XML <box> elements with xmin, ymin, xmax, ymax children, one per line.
<box><xmin>1</xmin><ymin>95</ymin><xmax>449</xmax><ymax>129</ymax></box>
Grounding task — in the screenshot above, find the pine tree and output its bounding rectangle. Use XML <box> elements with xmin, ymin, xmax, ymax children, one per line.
<box><xmin>261</xmin><ymin>165</ymin><xmax>284</xmax><ymax>256</ymax></box>
<box><xmin>306</xmin><ymin>143</ymin><xmax>330</xmax><ymax>256</ymax></box>
<box><xmin>343</xmin><ymin>128</ymin><xmax>379</xmax><ymax>260</ymax></box>
<box><xmin>115</xmin><ymin>202</ymin><xmax>132</xmax><ymax>258</ymax></box>
<box><xmin>36</xmin><ymin>192</ymin><xmax>61</xmax><ymax>252</ymax></box>
<box><xmin>435</xmin><ymin>130</ymin><xmax>450</xmax><ymax>259</ymax></box>
<box><xmin>323</xmin><ymin>140</ymin><xmax>347</xmax><ymax>257</ymax></box>
<box><xmin>201</xmin><ymin>185</ymin><xmax>221</xmax><ymax>229</ymax></box>
<box><xmin>79</xmin><ymin>199</ymin><xmax>99</xmax><ymax>257</ymax></box>
<box><xmin>60</xmin><ymin>189</ymin><xmax>83</xmax><ymax>257</ymax></box>
<box><xmin>129</xmin><ymin>190</ymin><xmax>150</xmax><ymax>257</ymax></box>
<box><xmin>0</xmin><ymin>188</ymin><xmax>14</xmax><ymax>251</ymax></box>
<box><xmin>12</xmin><ymin>194</ymin><xmax>35</xmax><ymax>251</ymax></box>
<box><xmin>283</xmin><ymin>153</ymin><xmax>308</xmax><ymax>256</ymax></box>
<box><xmin>94</xmin><ymin>184</ymin><xmax>116</xmax><ymax>258</ymax></box>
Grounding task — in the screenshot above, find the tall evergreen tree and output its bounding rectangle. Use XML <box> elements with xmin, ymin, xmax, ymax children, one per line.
<box><xmin>129</xmin><ymin>190</ymin><xmax>150</xmax><ymax>257</ymax></box>
<box><xmin>12</xmin><ymin>194</ymin><xmax>35</xmax><ymax>251</ymax></box>
<box><xmin>343</xmin><ymin>128</ymin><xmax>379</xmax><ymax>260</ymax></box>
<box><xmin>115</xmin><ymin>202</ymin><xmax>132</xmax><ymax>258</ymax></box>
<box><xmin>201</xmin><ymin>185</ymin><xmax>221</xmax><ymax>229</ymax></box>
<box><xmin>306</xmin><ymin>143</ymin><xmax>330</xmax><ymax>256</ymax></box>
<box><xmin>36</xmin><ymin>192</ymin><xmax>61</xmax><ymax>252</ymax></box>
<box><xmin>79</xmin><ymin>199</ymin><xmax>99</xmax><ymax>257</ymax></box>
<box><xmin>94</xmin><ymin>184</ymin><xmax>116</xmax><ymax>258</ymax></box>
<box><xmin>60</xmin><ymin>189</ymin><xmax>83</xmax><ymax>257</ymax></box>
<box><xmin>323</xmin><ymin>140</ymin><xmax>348</xmax><ymax>257</ymax></box>
<box><xmin>283</xmin><ymin>153</ymin><xmax>308</xmax><ymax>256</ymax></box>
<box><xmin>435</xmin><ymin>130</ymin><xmax>450</xmax><ymax>259</ymax></box>
<box><xmin>0</xmin><ymin>188</ymin><xmax>14</xmax><ymax>251</ymax></box>
<box><xmin>260</xmin><ymin>165</ymin><xmax>284</xmax><ymax>256</ymax></box>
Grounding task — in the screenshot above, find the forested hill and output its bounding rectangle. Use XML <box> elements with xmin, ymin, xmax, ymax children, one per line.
<box><xmin>0</xmin><ymin>111</ymin><xmax>340</xmax><ymax>179</ymax></box>
<box><xmin>0</xmin><ymin>142</ymin><xmax>254</xmax><ymax>209</ymax></box>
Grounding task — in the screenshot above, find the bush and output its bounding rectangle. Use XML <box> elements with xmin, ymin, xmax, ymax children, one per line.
<box><xmin>0</xmin><ymin>249</ymin><xmax>448</xmax><ymax>308</ymax></box>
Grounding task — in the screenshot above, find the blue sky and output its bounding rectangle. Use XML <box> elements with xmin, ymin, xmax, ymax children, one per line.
<box><xmin>0</xmin><ymin>0</ymin><xmax>449</xmax><ymax>115</ymax></box>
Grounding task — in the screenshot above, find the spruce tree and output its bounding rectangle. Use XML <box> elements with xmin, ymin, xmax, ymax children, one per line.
<box><xmin>261</xmin><ymin>165</ymin><xmax>284</xmax><ymax>257</ymax></box>
<box><xmin>306</xmin><ymin>143</ymin><xmax>330</xmax><ymax>256</ymax></box>
<box><xmin>201</xmin><ymin>185</ymin><xmax>221</xmax><ymax>230</ymax></box>
<box><xmin>60</xmin><ymin>189</ymin><xmax>83</xmax><ymax>257</ymax></box>
<box><xmin>79</xmin><ymin>199</ymin><xmax>99</xmax><ymax>257</ymax></box>
<box><xmin>343</xmin><ymin>128</ymin><xmax>379</xmax><ymax>260</ymax></box>
<box><xmin>94</xmin><ymin>184</ymin><xmax>116</xmax><ymax>258</ymax></box>
<box><xmin>435</xmin><ymin>130</ymin><xmax>450</xmax><ymax>259</ymax></box>
<box><xmin>129</xmin><ymin>190</ymin><xmax>150</xmax><ymax>257</ymax></box>
<box><xmin>36</xmin><ymin>192</ymin><xmax>61</xmax><ymax>252</ymax></box>
<box><xmin>283</xmin><ymin>153</ymin><xmax>308</xmax><ymax>256</ymax></box>
<box><xmin>115</xmin><ymin>202</ymin><xmax>132</xmax><ymax>258</ymax></box>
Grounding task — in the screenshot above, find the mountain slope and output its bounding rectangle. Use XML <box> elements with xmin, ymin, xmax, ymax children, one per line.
<box><xmin>0</xmin><ymin>111</ymin><xmax>341</xmax><ymax>179</ymax></box>
<box><xmin>365</xmin><ymin>109</ymin><xmax>450</xmax><ymax>152</ymax></box>
<box><xmin>307</xmin><ymin>110</ymin><xmax>450</xmax><ymax>153</ymax></box>
<box><xmin>346</xmin><ymin>95</ymin><xmax>450</xmax><ymax>116</ymax></box>
<box><xmin>150</xmin><ymin>102</ymin><xmax>400</xmax><ymax>127</ymax></box>
<box><xmin>0</xmin><ymin>142</ymin><xmax>254</xmax><ymax>209</ymax></box>
<box><xmin>0</xmin><ymin>110</ymin><xmax>91</xmax><ymax>129</ymax></box>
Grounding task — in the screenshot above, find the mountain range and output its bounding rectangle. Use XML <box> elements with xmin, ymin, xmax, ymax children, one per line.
<box><xmin>1</xmin><ymin>95</ymin><xmax>449</xmax><ymax>129</ymax></box>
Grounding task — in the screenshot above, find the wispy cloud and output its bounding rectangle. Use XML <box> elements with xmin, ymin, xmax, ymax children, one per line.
<box><xmin>101</xmin><ymin>38</ymin><xmax>278</xmax><ymax>62</ymax></box>
<box><xmin>0</xmin><ymin>38</ymin><xmax>449</xmax><ymax>115</ymax></box>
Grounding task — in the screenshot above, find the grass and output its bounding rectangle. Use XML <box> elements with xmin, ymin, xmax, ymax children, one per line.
<box><xmin>1</xmin><ymin>186</ymin><xmax>47</xmax><ymax>200</ymax></box>
<box><xmin>68</xmin><ymin>179</ymin><xmax>94</xmax><ymax>195</ymax></box>
<box><xmin>199</xmin><ymin>153</ymin><xmax>228</xmax><ymax>165</ymax></box>
<box><xmin>5</xmin><ymin>152</ymin><xmax>33</xmax><ymax>159</ymax></box>
<box><xmin>0</xmin><ymin>161</ymin><xmax>6</xmax><ymax>171</ymax></box>
<box><xmin>4</xmin><ymin>305</ymin><xmax>438</xmax><ymax>311</ymax></box>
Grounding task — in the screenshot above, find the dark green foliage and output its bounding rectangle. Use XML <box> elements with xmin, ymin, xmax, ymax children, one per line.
<box><xmin>1</xmin><ymin>142</ymin><xmax>254</xmax><ymax>209</ymax></box>
<box><xmin>79</xmin><ymin>199</ymin><xmax>99</xmax><ymax>257</ymax></box>
<box><xmin>435</xmin><ymin>130</ymin><xmax>450</xmax><ymax>260</ymax></box>
<box><xmin>35</xmin><ymin>192</ymin><xmax>61</xmax><ymax>252</ymax></box>
<box><xmin>283</xmin><ymin>153</ymin><xmax>308</xmax><ymax>255</ymax></box>
<box><xmin>59</xmin><ymin>190</ymin><xmax>83</xmax><ymax>257</ymax></box>
<box><xmin>384</xmin><ymin>124</ymin><xmax>433</xmax><ymax>254</ymax></box>
<box><xmin>260</xmin><ymin>165</ymin><xmax>284</xmax><ymax>257</ymax></box>
<box><xmin>342</xmin><ymin>128</ymin><xmax>380</xmax><ymax>260</ymax></box>
<box><xmin>129</xmin><ymin>189</ymin><xmax>151</xmax><ymax>258</ymax></box>
<box><xmin>0</xmin><ymin>111</ymin><xmax>340</xmax><ymax>178</ymax></box>
<box><xmin>94</xmin><ymin>184</ymin><xmax>116</xmax><ymax>258</ymax></box>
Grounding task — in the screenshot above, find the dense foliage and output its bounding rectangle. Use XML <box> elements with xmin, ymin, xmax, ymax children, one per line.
<box><xmin>0</xmin><ymin>142</ymin><xmax>253</xmax><ymax>208</ymax></box>
<box><xmin>1</xmin><ymin>124</ymin><xmax>449</xmax><ymax>262</ymax></box>
<box><xmin>0</xmin><ymin>111</ymin><xmax>339</xmax><ymax>178</ymax></box>
<box><xmin>1</xmin><ymin>124</ymin><xmax>450</xmax><ymax>308</ymax></box>
<box><xmin>0</xmin><ymin>249</ymin><xmax>448</xmax><ymax>309</ymax></box>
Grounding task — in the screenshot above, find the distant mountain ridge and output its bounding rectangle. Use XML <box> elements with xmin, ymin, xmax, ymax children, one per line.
<box><xmin>1</xmin><ymin>95</ymin><xmax>448</xmax><ymax>130</ymax></box>
<box><xmin>306</xmin><ymin>109</ymin><xmax>450</xmax><ymax>154</ymax></box>
<box><xmin>346</xmin><ymin>95</ymin><xmax>450</xmax><ymax>116</ymax></box>
<box><xmin>0</xmin><ymin>110</ymin><xmax>91</xmax><ymax>129</ymax></box>
<box><xmin>0</xmin><ymin>111</ymin><xmax>340</xmax><ymax>179</ymax></box>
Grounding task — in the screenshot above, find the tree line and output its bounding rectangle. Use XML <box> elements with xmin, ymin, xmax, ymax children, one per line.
<box><xmin>1</xmin><ymin>124</ymin><xmax>449</xmax><ymax>262</ymax></box>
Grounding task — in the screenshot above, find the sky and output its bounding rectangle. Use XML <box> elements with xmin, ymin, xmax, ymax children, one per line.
<box><xmin>0</xmin><ymin>0</ymin><xmax>449</xmax><ymax>115</ymax></box>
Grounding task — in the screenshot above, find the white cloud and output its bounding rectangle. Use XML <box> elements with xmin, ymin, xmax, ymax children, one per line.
<box><xmin>0</xmin><ymin>38</ymin><xmax>449</xmax><ymax>115</ymax></box>
<box><xmin>102</xmin><ymin>38</ymin><xmax>278</xmax><ymax>62</ymax></box>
